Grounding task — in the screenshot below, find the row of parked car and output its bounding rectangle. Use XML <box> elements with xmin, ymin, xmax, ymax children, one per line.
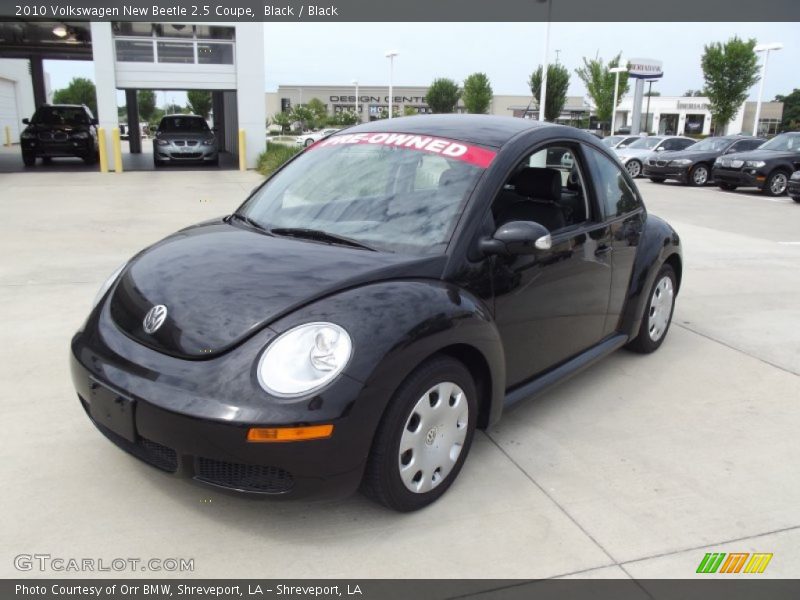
<box><xmin>603</xmin><ymin>132</ymin><xmax>800</xmax><ymax>201</ymax></box>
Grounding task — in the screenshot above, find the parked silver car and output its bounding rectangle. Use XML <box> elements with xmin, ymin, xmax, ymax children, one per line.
<box><xmin>602</xmin><ymin>135</ymin><xmax>640</xmax><ymax>150</ymax></box>
<box><xmin>615</xmin><ymin>135</ymin><xmax>697</xmax><ymax>178</ymax></box>
<box><xmin>153</xmin><ymin>115</ymin><xmax>218</xmax><ymax>167</ymax></box>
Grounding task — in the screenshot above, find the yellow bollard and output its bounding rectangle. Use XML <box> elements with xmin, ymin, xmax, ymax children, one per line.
<box><xmin>4</xmin><ymin>126</ymin><xmax>11</xmax><ymax>147</ymax></box>
<box><xmin>112</xmin><ymin>127</ymin><xmax>123</xmax><ymax>173</ymax></box>
<box><xmin>238</xmin><ymin>128</ymin><xmax>246</xmax><ymax>171</ymax></box>
<box><xmin>97</xmin><ymin>127</ymin><xmax>108</xmax><ymax>173</ymax></box>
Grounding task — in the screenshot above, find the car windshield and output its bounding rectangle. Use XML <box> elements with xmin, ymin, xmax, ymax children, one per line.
<box><xmin>689</xmin><ymin>137</ymin><xmax>735</xmax><ymax>152</ymax></box>
<box><xmin>32</xmin><ymin>106</ymin><xmax>90</xmax><ymax>126</ymax></box>
<box><xmin>760</xmin><ymin>133</ymin><xmax>800</xmax><ymax>152</ymax></box>
<box><xmin>159</xmin><ymin>116</ymin><xmax>209</xmax><ymax>133</ymax></box>
<box><xmin>603</xmin><ymin>136</ymin><xmax>624</xmax><ymax>147</ymax></box>
<box><xmin>627</xmin><ymin>136</ymin><xmax>663</xmax><ymax>149</ymax></box>
<box><xmin>238</xmin><ymin>132</ymin><xmax>491</xmax><ymax>255</ymax></box>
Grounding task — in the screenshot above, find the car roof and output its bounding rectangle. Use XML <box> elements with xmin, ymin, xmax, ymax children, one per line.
<box><xmin>343</xmin><ymin>114</ymin><xmax>555</xmax><ymax>148</ymax></box>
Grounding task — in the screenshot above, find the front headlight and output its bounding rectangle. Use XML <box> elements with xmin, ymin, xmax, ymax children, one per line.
<box><xmin>202</xmin><ymin>138</ymin><xmax>215</xmax><ymax>146</ymax></box>
<box><xmin>714</xmin><ymin>158</ymin><xmax>722</xmax><ymax>165</ymax></box>
<box><xmin>257</xmin><ymin>322</ymin><xmax>352</xmax><ymax>397</ymax></box>
<box><xmin>21</xmin><ymin>131</ymin><xmax>35</xmax><ymax>139</ymax></box>
<box><xmin>669</xmin><ymin>159</ymin><xmax>692</xmax><ymax>166</ymax></box>
<box><xmin>92</xmin><ymin>263</ymin><xmax>127</xmax><ymax>308</ymax></box>
<box><xmin>156</xmin><ymin>139</ymin><xmax>169</xmax><ymax>146</ymax></box>
<box><xmin>744</xmin><ymin>160</ymin><xmax>766</xmax><ymax>168</ymax></box>
<box><xmin>71</xmin><ymin>131</ymin><xmax>90</xmax><ymax>139</ymax></box>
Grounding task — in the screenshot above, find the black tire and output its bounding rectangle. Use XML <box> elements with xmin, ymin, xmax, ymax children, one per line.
<box><xmin>718</xmin><ymin>183</ymin><xmax>737</xmax><ymax>191</ymax></box>
<box><xmin>688</xmin><ymin>163</ymin><xmax>709</xmax><ymax>187</ymax></box>
<box><xmin>626</xmin><ymin>263</ymin><xmax>677</xmax><ymax>354</ymax></box>
<box><xmin>304</xmin><ymin>138</ymin><xmax>314</xmax><ymax>147</ymax></box>
<box><xmin>649</xmin><ymin>177</ymin><xmax>666</xmax><ymax>183</ymax></box>
<box><xmin>763</xmin><ymin>170</ymin><xmax>789</xmax><ymax>197</ymax></box>
<box><xmin>41</xmin><ymin>156</ymin><xmax>53</xmax><ymax>164</ymax></box>
<box><xmin>154</xmin><ymin>159</ymin><xmax>164</xmax><ymax>168</ymax></box>
<box><xmin>22</xmin><ymin>152</ymin><xmax>36</xmax><ymax>167</ymax></box>
<box><xmin>792</xmin><ymin>196</ymin><xmax>800</xmax><ymax>204</ymax></box>
<box><xmin>208</xmin><ymin>157</ymin><xmax>219</xmax><ymax>167</ymax></box>
<box><xmin>626</xmin><ymin>159</ymin><xmax>642</xmax><ymax>179</ymax></box>
<box><xmin>361</xmin><ymin>356</ymin><xmax>478</xmax><ymax>512</ymax></box>
<box><xmin>83</xmin><ymin>152</ymin><xmax>98</xmax><ymax>165</ymax></box>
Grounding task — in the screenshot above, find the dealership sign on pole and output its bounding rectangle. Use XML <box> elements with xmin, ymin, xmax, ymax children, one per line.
<box><xmin>628</xmin><ymin>58</ymin><xmax>664</xmax><ymax>135</ymax></box>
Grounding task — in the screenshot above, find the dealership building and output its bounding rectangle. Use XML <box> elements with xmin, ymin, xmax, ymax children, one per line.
<box><xmin>267</xmin><ymin>84</ymin><xmax>783</xmax><ymax>137</ymax></box>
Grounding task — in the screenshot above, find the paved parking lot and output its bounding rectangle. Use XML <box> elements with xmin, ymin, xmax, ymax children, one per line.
<box><xmin>1</xmin><ymin>169</ymin><xmax>798</xmax><ymax>579</ymax></box>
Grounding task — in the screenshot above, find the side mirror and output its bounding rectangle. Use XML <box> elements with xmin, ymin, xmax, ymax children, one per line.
<box><xmin>655</xmin><ymin>146</ymin><xmax>665</xmax><ymax>152</ymax></box>
<box><xmin>22</xmin><ymin>118</ymin><xmax>30</xmax><ymax>125</ymax></box>
<box><xmin>479</xmin><ymin>220</ymin><xmax>552</xmax><ymax>256</ymax></box>
<box><xmin>725</xmin><ymin>147</ymin><xmax>738</xmax><ymax>154</ymax></box>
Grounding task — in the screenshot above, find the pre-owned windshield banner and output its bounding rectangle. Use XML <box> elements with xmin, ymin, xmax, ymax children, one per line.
<box><xmin>309</xmin><ymin>132</ymin><xmax>497</xmax><ymax>168</ymax></box>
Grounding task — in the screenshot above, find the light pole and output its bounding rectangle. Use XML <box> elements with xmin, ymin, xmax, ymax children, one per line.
<box><xmin>536</xmin><ymin>0</ymin><xmax>552</xmax><ymax>122</ymax></box>
<box><xmin>352</xmin><ymin>80</ymin><xmax>359</xmax><ymax>122</ymax></box>
<box><xmin>385</xmin><ymin>50</ymin><xmax>398</xmax><ymax>120</ymax></box>
<box><xmin>753</xmin><ymin>42</ymin><xmax>783</xmax><ymax>136</ymax></box>
<box><xmin>609</xmin><ymin>61</ymin><xmax>627</xmax><ymax>135</ymax></box>
<box><xmin>644</xmin><ymin>78</ymin><xmax>657</xmax><ymax>134</ymax></box>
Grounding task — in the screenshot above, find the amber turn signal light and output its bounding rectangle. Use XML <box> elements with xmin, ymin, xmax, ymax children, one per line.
<box><xmin>246</xmin><ymin>424</ymin><xmax>334</xmax><ymax>443</ymax></box>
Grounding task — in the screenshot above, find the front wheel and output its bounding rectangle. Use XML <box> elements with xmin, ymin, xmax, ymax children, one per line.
<box><xmin>792</xmin><ymin>196</ymin><xmax>800</xmax><ymax>204</ymax></box>
<box><xmin>718</xmin><ymin>183</ymin><xmax>737</xmax><ymax>191</ymax></box>
<box><xmin>626</xmin><ymin>159</ymin><xmax>642</xmax><ymax>179</ymax></box>
<box><xmin>22</xmin><ymin>152</ymin><xmax>36</xmax><ymax>167</ymax></box>
<box><xmin>689</xmin><ymin>164</ymin><xmax>709</xmax><ymax>187</ymax></box>
<box><xmin>304</xmin><ymin>138</ymin><xmax>314</xmax><ymax>147</ymax></box>
<box><xmin>649</xmin><ymin>177</ymin><xmax>666</xmax><ymax>183</ymax></box>
<box><xmin>764</xmin><ymin>170</ymin><xmax>789</xmax><ymax>197</ymax></box>
<box><xmin>626</xmin><ymin>264</ymin><xmax>677</xmax><ymax>354</ymax></box>
<box><xmin>361</xmin><ymin>356</ymin><xmax>477</xmax><ymax>512</ymax></box>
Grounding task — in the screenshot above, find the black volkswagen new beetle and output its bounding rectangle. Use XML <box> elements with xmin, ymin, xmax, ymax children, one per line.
<box><xmin>71</xmin><ymin>115</ymin><xmax>682</xmax><ymax>512</ymax></box>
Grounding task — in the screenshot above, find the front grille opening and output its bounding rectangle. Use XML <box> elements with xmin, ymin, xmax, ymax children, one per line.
<box><xmin>195</xmin><ymin>457</ymin><xmax>294</xmax><ymax>494</ymax></box>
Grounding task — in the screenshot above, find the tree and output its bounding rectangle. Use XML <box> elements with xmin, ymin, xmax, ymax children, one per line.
<box><xmin>462</xmin><ymin>72</ymin><xmax>493</xmax><ymax>114</ymax></box>
<box><xmin>137</xmin><ymin>90</ymin><xmax>157</xmax><ymax>121</ymax></box>
<box><xmin>271</xmin><ymin>111</ymin><xmax>292</xmax><ymax>133</ymax></box>
<box><xmin>426</xmin><ymin>78</ymin><xmax>461</xmax><ymax>113</ymax></box>
<box><xmin>701</xmin><ymin>37</ymin><xmax>760</xmax><ymax>133</ymax></box>
<box><xmin>52</xmin><ymin>77</ymin><xmax>97</xmax><ymax>115</ymax></box>
<box><xmin>644</xmin><ymin>90</ymin><xmax>661</xmax><ymax>97</ymax></box>
<box><xmin>289</xmin><ymin>105</ymin><xmax>315</xmax><ymax>130</ymax></box>
<box><xmin>306</xmin><ymin>98</ymin><xmax>329</xmax><ymax>129</ymax></box>
<box><xmin>575</xmin><ymin>53</ymin><xmax>629</xmax><ymax>127</ymax></box>
<box><xmin>164</xmin><ymin>103</ymin><xmax>185</xmax><ymax>114</ymax></box>
<box><xmin>187</xmin><ymin>90</ymin><xmax>212</xmax><ymax>119</ymax></box>
<box><xmin>327</xmin><ymin>111</ymin><xmax>359</xmax><ymax>126</ymax></box>
<box><xmin>529</xmin><ymin>64</ymin><xmax>570</xmax><ymax>122</ymax></box>
<box><xmin>683</xmin><ymin>89</ymin><xmax>705</xmax><ymax>97</ymax></box>
<box><xmin>774</xmin><ymin>89</ymin><xmax>800</xmax><ymax>131</ymax></box>
<box><xmin>403</xmin><ymin>105</ymin><xmax>420</xmax><ymax>116</ymax></box>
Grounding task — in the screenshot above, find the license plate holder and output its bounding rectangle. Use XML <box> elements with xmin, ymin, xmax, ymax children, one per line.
<box><xmin>89</xmin><ymin>381</ymin><xmax>136</xmax><ymax>442</ymax></box>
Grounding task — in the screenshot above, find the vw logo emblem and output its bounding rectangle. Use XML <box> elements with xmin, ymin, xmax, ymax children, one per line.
<box><xmin>143</xmin><ymin>304</ymin><xmax>168</xmax><ymax>334</ymax></box>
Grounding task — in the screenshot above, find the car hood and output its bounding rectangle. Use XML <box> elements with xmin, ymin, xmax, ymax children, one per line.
<box><xmin>721</xmin><ymin>149</ymin><xmax>799</xmax><ymax>161</ymax></box>
<box><xmin>615</xmin><ymin>147</ymin><xmax>655</xmax><ymax>160</ymax></box>
<box><xmin>656</xmin><ymin>149</ymin><xmax>719</xmax><ymax>161</ymax></box>
<box><xmin>108</xmin><ymin>220</ymin><xmax>444</xmax><ymax>359</ymax></box>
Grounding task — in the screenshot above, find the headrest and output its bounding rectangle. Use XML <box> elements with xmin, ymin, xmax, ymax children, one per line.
<box><xmin>512</xmin><ymin>167</ymin><xmax>561</xmax><ymax>201</ymax></box>
<box><xmin>438</xmin><ymin>168</ymin><xmax>461</xmax><ymax>188</ymax></box>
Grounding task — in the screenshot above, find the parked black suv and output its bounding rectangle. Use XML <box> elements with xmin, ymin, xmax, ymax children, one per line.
<box><xmin>19</xmin><ymin>104</ymin><xmax>99</xmax><ymax>167</ymax></box>
<box><xmin>643</xmin><ymin>135</ymin><xmax>766</xmax><ymax>187</ymax></box>
<box><xmin>712</xmin><ymin>132</ymin><xmax>800</xmax><ymax>196</ymax></box>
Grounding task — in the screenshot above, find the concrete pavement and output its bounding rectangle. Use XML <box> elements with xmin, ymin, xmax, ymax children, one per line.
<box><xmin>1</xmin><ymin>171</ymin><xmax>798</xmax><ymax>579</ymax></box>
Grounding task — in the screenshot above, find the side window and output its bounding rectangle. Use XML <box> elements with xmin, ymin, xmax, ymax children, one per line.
<box><xmin>491</xmin><ymin>144</ymin><xmax>592</xmax><ymax>232</ymax></box>
<box><xmin>584</xmin><ymin>146</ymin><xmax>642</xmax><ymax>220</ymax></box>
<box><xmin>676</xmin><ymin>138</ymin><xmax>695</xmax><ymax>150</ymax></box>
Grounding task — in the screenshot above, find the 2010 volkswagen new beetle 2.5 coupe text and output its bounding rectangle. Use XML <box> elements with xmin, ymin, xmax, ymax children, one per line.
<box><xmin>71</xmin><ymin>115</ymin><xmax>682</xmax><ymax>512</ymax></box>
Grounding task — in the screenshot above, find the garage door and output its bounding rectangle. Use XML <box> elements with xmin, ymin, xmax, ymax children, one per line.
<box><xmin>0</xmin><ymin>78</ymin><xmax>20</xmax><ymax>144</ymax></box>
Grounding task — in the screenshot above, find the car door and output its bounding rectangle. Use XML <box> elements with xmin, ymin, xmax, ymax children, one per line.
<box><xmin>582</xmin><ymin>144</ymin><xmax>646</xmax><ymax>334</ymax></box>
<box><xmin>490</xmin><ymin>141</ymin><xmax>613</xmax><ymax>387</ymax></box>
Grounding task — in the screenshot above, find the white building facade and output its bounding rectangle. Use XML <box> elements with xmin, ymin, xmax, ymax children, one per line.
<box><xmin>0</xmin><ymin>58</ymin><xmax>38</xmax><ymax>143</ymax></box>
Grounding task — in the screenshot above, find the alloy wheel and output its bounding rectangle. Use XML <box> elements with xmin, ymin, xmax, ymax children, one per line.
<box><xmin>648</xmin><ymin>276</ymin><xmax>674</xmax><ymax>342</ymax></box>
<box><xmin>692</xmin><ymin>166</ymin><xmax>708</xmax><ymax>186</ymax></box>
<box><xmin>398</xmin><ymin>381</ymin><xmax>469</xmax><ymax>494</ymax></box>
<box><xmin>626</xmin><ymin>160</ymin><xmax>641</xmax><ymax>178</ymax></box>
<box><xmin>770</xmin><ymin>173</ymin><xmax>788</xmax><ymax>196</ymax></box>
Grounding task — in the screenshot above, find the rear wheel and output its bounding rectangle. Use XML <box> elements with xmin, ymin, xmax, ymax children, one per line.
<box><xmin>718</xmin><ymin>183</ymin><xmax>737</xmax><ymax>191</ymax></box>
<box><xmin>792</xmin><ymin>196</ymin><xmax>800</xmax><ymax>204</ymax></box>
<box><xmin>764</xmin><ymin>170</ymin><xmax>789</xmax><ymax>197</ymax></box>
<box><xmin>626</xmin><ymin>159</ymin><xmax>642</xmax><ymax>179</ymax></box>
<box><xmin>83</xmin><ymin>151</ymin><xmax>98</xmax><ymax>165</ymax></box>
<box><xmin>304</xmin><ymin>138</ymin><xmax>314</xmax><ymax>147</ymax></box>
<box><xmin>361</xmin><ymin>356</ymin><xmax>477</xmax><ymax>512</ymax></box>
<box><xmin>649</xmin><ymin>177</ymin><xmax>666</xmax><ymax>183</ymax></box>
<box><xmin>689</xmin><ymin>164</ymin><xmax>709</xmax><ymax>187</ymax></box>
<box><xmin>626</xmin><ymin>264</ymin><xmax>677</xmax><ymax>354</ymax></box>
<box><xmin>22</xmin><ymin>151</ymin><xmax>36</xmax><ymax>167</ymax></box>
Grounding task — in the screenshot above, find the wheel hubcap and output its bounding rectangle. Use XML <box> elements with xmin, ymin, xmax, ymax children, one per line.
<box><xmin>398</xmin><ymin>381</ymin><xmax>468</xmax><ymax>494</ymax></box>
<box><xmin>648</xmin><ymin>276</ymin><xmax>674</xmax><ymax>342</ymax></box>
<box><xmin>693</xmin><ymin>166</ymin><xmax>708</xmax><ymax>185</ymax></box>
<box><xmin>771</xmin><ymin>174</ymin><xmax>787</xmax><ymax>195</ymax></box>
<box><xmin>627</xmin><ymin>161</ymin><xmax>640</xmax><ymax>177</ymax></box>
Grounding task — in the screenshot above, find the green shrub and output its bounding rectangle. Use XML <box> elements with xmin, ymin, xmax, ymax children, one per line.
<box><xmin>256</xmin><ymin>142</ymin><xmax>303</xmax><ymax>176</ymax></box>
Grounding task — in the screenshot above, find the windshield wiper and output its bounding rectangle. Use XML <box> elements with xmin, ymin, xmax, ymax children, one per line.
<box><xmin>229</xmin><ymin>213</ymin><xmax>269</xmax><ymax>233</ymax></box>
<box><xmin>269</xmin><ymin>227</ymin><xmax>377</xmax><ymax>251</ymax></box>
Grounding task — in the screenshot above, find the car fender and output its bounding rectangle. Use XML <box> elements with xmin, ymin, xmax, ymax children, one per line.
<box><xmin>619</xmin><ymin>214</ymin><xmax>682</xmax><ymax>339</ymax></box>
<box><xmin>268</xmin><ymin>279</ymin><xmax>506</xmax><ymax>430</ymax></box>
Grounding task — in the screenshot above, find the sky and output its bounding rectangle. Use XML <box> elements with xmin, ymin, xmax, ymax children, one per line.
<box><xmin>44</xmin><ymin>21</ymin><xmax>799</xmax><ymax>108</ymax></box>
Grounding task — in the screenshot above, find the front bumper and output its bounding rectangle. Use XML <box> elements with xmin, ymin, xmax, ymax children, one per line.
<box><xmin>788</xmin><ymin>179</ymin><xmax>800</xmax><ymax>198</ymax></box>
<box><xmin>712</xmin><ymin>167</ymin><xmax>765</xmax><ymax>189</ymax></box>
<box><xmin>154</xmin><ymin>143</ymin><xmax>218</xmax><ymax>163</ymax></box>
<box><xmin>642</xmin><ymin>163</ymin><xmax>690</xmax><ymax>182</ymax></box>
<box><xmin>21</xmin><ymin>137</ymin><xmax>94</xmax><ymax>158</ymax></box>
<box><xmin>70</xmin><ymin>305</ymin><xmax>379</xmax><ymax>500</ymax></box>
